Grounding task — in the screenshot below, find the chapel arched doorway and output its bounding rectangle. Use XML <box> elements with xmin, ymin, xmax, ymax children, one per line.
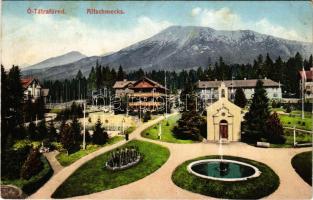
<box><xmin>219</xmin><ymin>120</ymin><xmax>228</xmax><ymax>139</ymax></box>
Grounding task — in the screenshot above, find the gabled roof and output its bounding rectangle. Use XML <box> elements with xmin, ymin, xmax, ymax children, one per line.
<box><xmin>113</xmin><ymin>80</ymin><xmax>136</xmax><ymax>89</ymax></box>
<box><xmin>21</xmin><ymin>77</ymin><xmax>37</xmax><ymax>88</ymax></box>
<box><xmin>130</xmin><ymin>77</ymin><xmax>168</xmax><ymax>90</ymax></box>
<box><xmin>196</xmin><ymin>79</ymin><xmax>280</xmax><ymax>89</ymax></box>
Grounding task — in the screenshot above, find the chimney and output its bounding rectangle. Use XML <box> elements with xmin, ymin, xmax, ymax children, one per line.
<box><xmin>310</xmin><ymin>67</ymin><xmax>313</xmax><ymax>71</ymax></box>
<box><xmin>264</xmin><ymin>77</ymin><xmax>267</xmax><ymax>80</ymax></box>
<box><xmin>244</xmin><ymin>78</ymin><xmax>246</xmax><ymax>80</ymax></box>
<box><xmin>214</xmin><ymin>79</ymin><xmax>217</xmax><ymax>81</ymax></box>
<box><xmin>123</xmin><ymin>79</ymin><xmax>127</xmax><ymax>82</ymax></box>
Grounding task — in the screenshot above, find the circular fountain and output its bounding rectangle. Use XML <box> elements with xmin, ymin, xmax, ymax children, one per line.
<box><xmin>187</xmin><ymin>159</ymin><xmax>261</xmax><ymax>181</ymax></box>
<box><xmin>187</xmin><ymin>139</ymin><xmax>261</xmax><ymax>181</ymax></box>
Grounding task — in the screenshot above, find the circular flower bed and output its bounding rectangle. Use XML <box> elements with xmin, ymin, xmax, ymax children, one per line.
<box><xmin>172</xmin><ymin>155</ymin><xmax>279</xmax><ymax>199</ymax></box>
<box><xmin>105</xmin><ymin>146</ymin><xmax>141</xmax><ymax>171</ymax></box>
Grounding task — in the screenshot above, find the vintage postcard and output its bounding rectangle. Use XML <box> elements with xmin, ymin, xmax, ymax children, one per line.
<box><xmin>1</xmin><ymin>1</ymin><xmax>312</xmax><ymax>199</ymax></box>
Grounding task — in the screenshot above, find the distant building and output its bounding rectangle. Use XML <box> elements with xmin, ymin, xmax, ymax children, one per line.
<box><xmin>21</xmin><ymin>77</ymin><xmax>49</xmax><ymax>103</ymax></box>
<box><xmin>196</xmin><ymin>78</ymin><xmax>282</xmax><ymax>103</ymax></box>
<box><xmin>113</xmin><ymin>80</ymin><xmax>136</xmax><ymax>97</ymax></box>
<box><xmin>113</xmin><ymin>77</ymin><xmax>168</xmax><ymax>112</ymax></box>
<box><xmin>299</xmin><ymin>68</ymin><xmax>313</xmax><ymax>101</ymax></box>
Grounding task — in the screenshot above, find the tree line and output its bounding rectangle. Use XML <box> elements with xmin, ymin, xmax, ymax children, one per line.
<box><xmin>44</xmin><ymin>52</ymin><xmax>312</xmax><ymax>102</ymax></box>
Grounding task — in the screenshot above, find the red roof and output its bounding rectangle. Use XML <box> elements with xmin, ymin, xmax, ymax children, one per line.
<box><xmin>21</xmin><ymin>77</ymin><xmax>35</xmax><ymax>88</ymax></box>
<box><xmin>130</xmin><ymin>77</ymin><xmax>168</xmax><ymax>90</ymax></box>
<box><xmin>299</xmin><ymin>69</ymin><xmax>313</xmax><ymax>81</ymax></box>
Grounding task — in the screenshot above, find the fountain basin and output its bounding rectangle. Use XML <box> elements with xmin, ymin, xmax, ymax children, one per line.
<box><xmin>187</xmin><ymin>159</ymin><xmax>261</xmax><ymax>181</ymax></box>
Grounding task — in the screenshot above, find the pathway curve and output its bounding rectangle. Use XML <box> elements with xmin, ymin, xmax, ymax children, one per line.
<box><xmin>30</xmin><ymin>113</ymin><xmax>312</xmax><ymax>199</ymax></box>
<box><xmin>29</xmin><ymin>115</ymin><xmax>169</xmax><ymax>199</ymax></box>
<box><xmin>43</xmin><ymin>151</ymin><xmax>63</xmax><ymax>175</ymax></box>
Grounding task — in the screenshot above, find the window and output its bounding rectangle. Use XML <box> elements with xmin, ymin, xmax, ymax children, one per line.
<box><xmin>221</xmin><ymin>89</ymin><xmax>225</xmax><ymax>98</ymax></box>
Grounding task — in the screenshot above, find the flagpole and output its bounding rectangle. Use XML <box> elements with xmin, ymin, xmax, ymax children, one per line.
<box><xmin>302</xmin><ymin>67</ymin><xmax>305</xmax><ymax>120</ymax></box>
<box><xmin>165</xmin><ymin>71</ymin><xmax>168</xmax><ymax>120</ymax></box>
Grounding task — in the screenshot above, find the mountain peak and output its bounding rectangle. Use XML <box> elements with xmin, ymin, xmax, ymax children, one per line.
<box><xmin>22</xmin><ymin>51</ymin><xmax>86</xmax><ymax>71</ymax></box>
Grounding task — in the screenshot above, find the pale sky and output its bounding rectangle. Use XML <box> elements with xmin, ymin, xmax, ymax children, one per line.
<box><xmin>1</xmin><ymin>1</ymin><xmax>313</xmax><ymax>69</ymax></box>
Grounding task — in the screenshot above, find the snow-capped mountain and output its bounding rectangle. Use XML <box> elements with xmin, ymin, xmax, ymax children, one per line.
<box><xmin>24</xmin><ymin>26</ymin><xmax>313</xmax><ymax>80</ymax></box>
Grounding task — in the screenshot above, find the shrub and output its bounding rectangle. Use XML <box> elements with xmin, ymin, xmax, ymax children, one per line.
<box><xmin>143</xmin><ymin>111</ymin><xmax>151</xmax><ymax>122</ymax></box>
<box><xmin>21</xmin><ymin>156</ymin><xmax>53</xmax><ymax>194</ymax></box>
<box><xmin>20</xmin><ymin>149</ymin><xmax>43</xmax><ymax>180</ymax></box>
<box><xmin>51</xmin><ymin>142</ymin><xmax>63</xmax><ymax>151</ymax></box>
<box><xmin>286</xmin><ymin>105</ymin><xmax>292</xmax><ymax>113</ymax></box>
<box><xmin>1</xmin><ymin>146</ymin><xmax>30</xmax><ymax>179</ymax></box>
<box><xmin>266</xmin><ymin>112</ymin><xmax>286</xmax><ymax>144</ymax></box>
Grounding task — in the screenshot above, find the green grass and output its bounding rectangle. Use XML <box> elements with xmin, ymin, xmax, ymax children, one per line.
<box><xmin>291</xmin><ymin>110</ymin><xmax>312</xmax><ymax>118</ymax></box>
<box><xmin>49</xmin><ymin>108</ymin><xmax>63</xmax><ymax>114</ymax></box>
<box><xmin>291</xmin><ymin>151</ymin><xmax>312</xmax><ymax>186</ymax></box>
<box><xmin>125</xmin><ymin>126</ymin><xmax>136</xmax><ymax>134</ymax></box>
<box><xmin>141</xmin><ymin>114</ymin><xmax>196</xmax><ymax>144</ymax></box>
<box><xmin>271</xmin><ymin>107</ymin><xmax>286</xmax><ymax>112</ymax></box>
<box><xmin>52</xmin><ymin>140</ymin><xmax>170</xmax><ymax>198</ymax></box>
<box><xmin>270</xmin><ymin>129</ymin><xmax>312</xmax><ymax>148</ymax></box>
<box><xmin>172</xmin><ymin>155</ymin><xmax>279</xmax><ymax>199</ymax></box>
<box><xmin>1</xmin><ymin>156</ymin><xmax>53</xmax><ymax>195</ymax></box>
<box><xmin>56</xmin><ymin>136</ymin><xmax>124</xmax><ymax>166</ymax></box>
<box><xmin>279</xmin><ymin>114</ymin><xmax>312</xmax><ymax>131</ymax></box>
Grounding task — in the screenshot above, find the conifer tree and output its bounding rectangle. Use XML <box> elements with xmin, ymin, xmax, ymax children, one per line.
<box><xmin>28</xmin><ymin>121</ymin><xmax>37</xmax><ymax>140</ymax></box>
<box><xmin>60</xmin><ymin>124</ymin><xmax>75</xmax><ymax>154</ymax></box>
<box><xmin>8</xmin><ymin>65</ymin><xmax>24</xmax><ymax>127</ymax></box>
<box><xmin>70</xmin><ymin>117</ymin><xmax>82</xmax><ymax>146</ymax></box>
<box><xmin>265</xmin><ymin>112</ymin><xmax>285</xmax><ymax>144</ymax></box>
<box><xmin>234</xmin><ymin>88</ymin><xmax>247</xmax><ymax>108</ymax></box>
<box><xmin>48</xmin><ymin>120</ymin><xmax>57</xmax><ymax>142</ymax></box>
<box><xmin>92</xmin><ymin>118</ymin><xmax>108</xmax><ymax>145</ymax></box>
<box><xmin>117</xmin><ymin>65</ymin><xmax>125</xmax><ymax>81</ymax></box>
<box><xmin>37</xmin><ymin>119</ymin><xmax>47</xmax><ymax>141</ymax></box>
<box><xmin>244</xmin><ymin>80</ymin><xmax>270</xmax><ymax>141</ymax></box>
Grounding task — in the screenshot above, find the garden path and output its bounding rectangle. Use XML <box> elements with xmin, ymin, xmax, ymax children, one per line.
<box><xmin>43</xmin><ymin>150</ymin><xmax>63</xmax><ymax>174</ymax></box>
<box><xmin>30</xmin><ymin>113</ymin><xmax>312</xmax><ymax>199</ymax></box>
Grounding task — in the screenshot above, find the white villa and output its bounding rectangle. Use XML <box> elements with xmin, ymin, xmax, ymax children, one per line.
<box><xmin>196</xmin><ymin>78</ymin><xmax>282</xmax><ymax>102</ymax></box>
<box><xmin>21</xmin><ymin>77</ymin><xmax>49</xmax><ymax>103</ymax></box>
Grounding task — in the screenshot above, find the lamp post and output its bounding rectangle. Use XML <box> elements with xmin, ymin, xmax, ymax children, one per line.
<box><xmin>122</xmin><ymin>118</ymin><xmax>125</xmax><ymax>135</ymax></box>
<box><xmin>301</xmin><ymin>67</ymin><xmax>305</xmax><ymax>120</ymax></box>
<box><xmin>158</xmin><ymin>122</ymin><xmax>162</xmax><ymax>140</ymax></box>
<box><xmin>83</xmin><ymin>101</ymin><xmax>86</xmax><ymax>150</ymax></box>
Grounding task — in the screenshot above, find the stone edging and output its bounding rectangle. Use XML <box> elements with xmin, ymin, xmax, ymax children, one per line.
<box><xmin>187</xmin><ymin>159</ymin><xmax>261</xmax><ymax>181</ymax></box>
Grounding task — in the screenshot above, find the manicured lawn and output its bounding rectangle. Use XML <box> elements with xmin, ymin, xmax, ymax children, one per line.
<box><xmin>56</xmin><ymin>136</ymin><xmax>124</xmax><ymax>166</ymax></box>
<box><xmin>270</xmin><ymin>129</ymin><xmax>312</xmax><ymax>148</ymax></box>
<box><xmin>291</xmin><ymin>110</ymin><xmax>312</xmax><ymax>118</ymax></box>
<box><xmin>141</xmin><ymin>114</ymin><xmax>196</xmax><ymax>144</ymax></box>
<box><xmin>1</xmin><ymin>156</ymin><xmax>53</xmax><ymax>195</ymax></box>
<box><xmin>52</xmin><ymin>140</ymin><xmax>170</xmax><ymax>198</ymax></box>
<box><xmin>172</xmin><ymin>155</ymin><xmax>279</xmax><ymax>199</ymax></box>
<box><xmin>279</xmin><ymin>114</ymin><xmax>312</xmax><ymax>131</ymax></box>
<box><xmin>291</xmin><ymin>151</ymin><xmax>312</xmax><ymax>186</ymax></box>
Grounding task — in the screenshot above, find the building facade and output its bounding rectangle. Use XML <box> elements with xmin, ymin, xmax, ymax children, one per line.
<box><xmin>21</xmin><ymin>77</ymin><xmax>49</xmax><ymax>103</ymax></box>
<box><xmin>196</xmin><ymin>78</ymin><xmax>282</xmax><ymax>103</ymax></box>
<box><xmin>207</xmin><ymin>83</ymin><xmax>242</xmax><ymax>142</ymax></box>
<box><xmin>299</xmin><ymin>68</ymin><xmax>313</xmax><ymax>101</ymax></box>
<box><xmin>113</xmin><ymin>77</ymin><xmax>168</xmax><ymax>112</ymax></box>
